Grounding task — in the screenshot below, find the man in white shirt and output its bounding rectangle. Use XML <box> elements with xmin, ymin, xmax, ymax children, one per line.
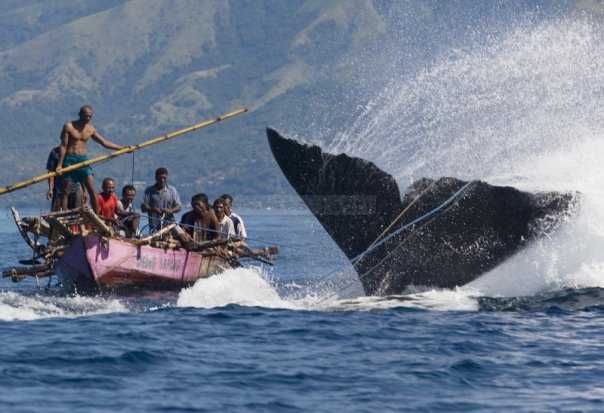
<box><xmin>212</xmin><ymin>198</ymin><xmax>235</xmax><ymax>240</ymax></box>
<box><xmin>220</xmin><ymin>194</ymin><xmax>247</xmax><ymax>238</ymax></box>
<box><xmin>117</xmin><ymin>184</ymin><xmax>140</xmax><ymax>237</ymax></box>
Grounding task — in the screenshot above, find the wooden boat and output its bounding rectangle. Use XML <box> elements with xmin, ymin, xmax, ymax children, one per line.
<box><xmin>0</xmin><ymin>109</ymin><xmax>278</xmax><ymax>292</ymax></box>
<box><xmin>3</xmin><ymin>207</ymin><xmax>276</xmax><ymax>293</ymax></box>
<box><xmin>57</xmin><ymin>234</ymin><xmax>234</xmax><ymax>292</ymax></box>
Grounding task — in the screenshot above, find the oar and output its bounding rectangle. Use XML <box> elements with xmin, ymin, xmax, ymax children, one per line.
<box><xmin>0</xmin><ymin>108</ymin><xmax>248</xmax><ymax>196</ymax></box>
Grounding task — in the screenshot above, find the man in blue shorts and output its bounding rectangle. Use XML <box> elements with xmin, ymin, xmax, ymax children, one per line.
<box><xmin>56</xmin><ymin>105</ymin><xmax>124</xmax><ymax>213</ymax></box>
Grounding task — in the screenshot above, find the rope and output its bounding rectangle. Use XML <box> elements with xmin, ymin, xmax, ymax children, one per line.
<box><xmin>351</xmin><ymin>179</ymin><xmax>439</xmax><ymax>267</ymax></box>
<box><xmin>350</xmin><ymin>181</ymin><xmax>474</xmax><ymax>266</ymax></box>
<box><xmin>314</xmin><ymin>181</ymin><xmax>476</xmax><ymax>301</ymax></box>
<box><xmin>131</xmin><ymin>152</ymin><xmax>135</xmax><ymax>185</ymax></box>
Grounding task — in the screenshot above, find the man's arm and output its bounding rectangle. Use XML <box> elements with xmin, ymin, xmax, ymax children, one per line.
<box><xmin>47</xmin><ymin>176</ymin><xmax>55</xmax><ymax>200</ymax></box>
<box><xmin>56</xmin><ymin>125</ymin><xmax>69</xmax><ymax>172</ymax></box>
<box><xmin>46</xmin><ymin>150</ymin><xmax>56</xmax><ymax>200</ymax></box>
<box><xmin>141</xmin><ymin>190</ymin><xmax>151</xmax><ymax>213</ymax></box>
<box><xmin>91</xmin><ymin>129</ymin><xmax>123</xmax><ymax>151</ymax></box>
<box><xmin>164</xmin><ymin>188</ymin><xmax>182</xmax><ymax>215</ymax></box>
<box><xmin>237</xmin><ymin>217</ymin><xmax>247</xmax><ymax>238</ymax></box>
<box><xmin>141</xmin><ymin>190</ymin><xmax>160</xmax><ymax>214</ymax></box>
<box><xmin>209</xmin><ymin>211</ymin><xmax>220</xmax><ymax>239</ymax></box>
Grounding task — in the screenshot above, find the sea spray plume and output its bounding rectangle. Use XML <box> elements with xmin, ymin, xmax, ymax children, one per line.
<box><xmin>327</xmin><ymin>17</ymin><xmax>604</xmax><ymax>188</ymax></box>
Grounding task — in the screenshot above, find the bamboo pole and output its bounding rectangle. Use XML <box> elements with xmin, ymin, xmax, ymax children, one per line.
<box><xmin>0</xmin><ymin>108</ymin><xmax>248</xmax><ymax>195</ymax></box>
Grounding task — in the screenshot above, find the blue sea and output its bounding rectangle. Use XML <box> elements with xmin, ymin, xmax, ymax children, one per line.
<box><xmin>2</xmin><ymin>208</ymin><xmax>604</xmax><ymax>412</ymax></box>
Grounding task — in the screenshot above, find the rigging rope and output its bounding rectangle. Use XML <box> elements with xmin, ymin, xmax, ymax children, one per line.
<box><xmin>351</xmin><ymin>179</ymin><xmax>439</xmax><ymax>267</ymax></box>
<box><xmin>314</xmin><ymin>180</ymin><xmax>476</xmax><ymax>301</ymax></box>
<box><xmin>131</xmin><ymin>152</ymin><xmax>135</xmax><ymax>185</ymax></box>
<box><xmin>350</xmin><ymin>181</ymin><xmax>474</xmax><ymax>266</ymax></box>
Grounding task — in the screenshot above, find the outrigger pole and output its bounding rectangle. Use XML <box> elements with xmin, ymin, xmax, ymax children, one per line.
<box><xmin>0</xmin><ymin>108</ymin><xmax>248</xmax><ymax>196</ymax></box>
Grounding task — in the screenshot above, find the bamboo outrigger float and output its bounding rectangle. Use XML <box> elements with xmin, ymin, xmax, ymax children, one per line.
<box><xmin>1</xmin><ymin>109</ymin><xmax>278</xmax><ymax>292</ymax></box>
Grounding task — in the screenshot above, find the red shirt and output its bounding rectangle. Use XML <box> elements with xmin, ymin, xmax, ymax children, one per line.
<box><xmin>97</xmin><ymin>193</ymin><xmax>119</xmax><ymax>221</ymax></box>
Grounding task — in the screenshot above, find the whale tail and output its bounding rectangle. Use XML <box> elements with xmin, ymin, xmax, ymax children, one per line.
<box><xmin>267</xmin><ymin>128</ymin><xmax>578</xmax><ymax>295</ymax></box>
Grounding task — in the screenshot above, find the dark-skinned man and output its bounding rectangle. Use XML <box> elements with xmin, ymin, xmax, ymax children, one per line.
<box><xmin>56</xmin><ymin>105</ymin><xmax>124</xmax><ymax>213</ymax></box>
<box><xmin>141</xmin><ymin>167</ymin><xmax>182</xmax><ymax>233</ymax></box>
<box><xmin>180</xmin><ymin>193</ymin><xmax>219</xmax><ymax>243</ymax></box>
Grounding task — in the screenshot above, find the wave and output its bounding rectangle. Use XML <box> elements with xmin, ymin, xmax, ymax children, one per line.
<box><xmin>0</xmin><ymin>291</ymin><xmax>127</xmax><ymax>321</ymax></box>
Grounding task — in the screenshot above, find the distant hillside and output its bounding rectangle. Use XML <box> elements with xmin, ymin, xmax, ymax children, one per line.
<box><xmin>0</xmin><ymin>0</ymin><xmax>391</xmax><ymax>207</ymax></box>
<box><xmin>0</xmin><ymin>0</ymin><xmax>587</xmax><ymax>207</ymax></box>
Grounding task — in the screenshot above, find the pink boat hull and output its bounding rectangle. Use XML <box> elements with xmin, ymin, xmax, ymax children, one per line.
<box><xmin>56</xmin><ymin>235</ymin><xmax>231</xmax><ymax>292</ymax></box>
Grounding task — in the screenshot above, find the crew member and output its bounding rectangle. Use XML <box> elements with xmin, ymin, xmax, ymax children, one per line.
<box><xmin>46</xmin><ymin>144</ymin><xmax>83</xmax><ymax>211</ymax></box>
<box><xmin>56</xmin><ymin>105</ymin><xmax>124</xmax><ymax>213</ymax></box>
<box><xmin>96</xmin><ymin>177</ymin><xmax>119</xmax><ymax>223</ymax></box>
<box><xmin>220</xmin><ymin>193</ymin><xmax>247</xmax><ymax>238</ymax></box>
<box><xmin>117</xmin><ymin>184</ymin><xmax>140</xmax><ymax>237</ymax></box>
<box><xmin>141</xmin><ymin>167</ymin><xmax>182</xmax><ymax>232</ymax></box>
<box><xmin>212</xmin><ymin>198</ymin><xmax>235</xmax><ymax>240</ymax></box>
<box><xmin>180</xmin><ymin>193</ymin><xmax>219</xmax><ymax>242</ymax></box>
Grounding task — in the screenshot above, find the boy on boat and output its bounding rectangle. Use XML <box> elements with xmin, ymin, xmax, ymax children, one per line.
<box><xmin>220</xmin><ymin>194</ymin><xmax>247</xmax><ymax>238</ymax></box>
<box><xmin>141</xmin><ymin>167</ymin><xmax>182</xmax><ymax>233</ymax></box>
<box><xmin>212</xmin><ymin>198</ymin><xmax>235</xmax><ymax>240</ymax></box>
<box><xmin>180</xmin><ymin>193</ymin><xmax>219</xmax><ymax>243</ymax></box>
<box><xmin>117</xmin><ymin>184</ymin><xmax>140</xmax><ymax>237</ymax></box>
<box><xmin>56</xmin><ymin>105</ymin><xmax>124</xmax><ymax>213</ymax></box>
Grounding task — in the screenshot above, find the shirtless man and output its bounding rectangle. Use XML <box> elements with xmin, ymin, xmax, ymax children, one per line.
<box><xmin>180</xmin><ymin>193</ymin><xmax>219</xmax><ymax>242</ymax></box>
<box><xmin>56</xmin><ymin>105</ymin><xmax>123</xmax><ymax>213</ymax></box>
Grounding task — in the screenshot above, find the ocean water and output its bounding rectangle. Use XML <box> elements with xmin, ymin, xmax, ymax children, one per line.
<box><xmin>4</xmin><ymin>4</ymin><xmax>604</xmax><ymax>412</ymax></box>
<box><xmin>2</xmin><ymin>207</ymin><xmax>604</xmax><ymax>413</ymax></box>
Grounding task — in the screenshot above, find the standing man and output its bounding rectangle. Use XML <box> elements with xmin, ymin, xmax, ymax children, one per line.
<box><xmin>220</xmin><ymin>194</ymin><xmax>247</xmax><ymax>238</ymax></box>
<box><xmin>46</xmin><ymin>143</ymin><xmax>83</xmax><ymax>211</ymax></box>
<box><xmin>141</xmin><ymin>167</ymin><xmax>182</xmax><ymax>233</ymax></box>
<box><xmin>46</xmin><ymin>145</ymin><xmax>63</xmax><ymax>211</ymax></box>
<box><xmin>56</xmin><ymin>105</ymin><xmax>124</xmax><ymax>213</ymax></box>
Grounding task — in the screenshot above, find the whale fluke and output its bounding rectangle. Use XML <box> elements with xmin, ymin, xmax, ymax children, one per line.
<box><xmin>267</xmin><ymin>128</ymin><xmax>577</xmax><ymax>295</ymax></box>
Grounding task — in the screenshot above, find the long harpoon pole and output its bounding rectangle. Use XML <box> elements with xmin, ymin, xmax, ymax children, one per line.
<box><xmin>0</xmin><ymin>108</ymin><xmax>248</xmax><ymax>196</ymax></box>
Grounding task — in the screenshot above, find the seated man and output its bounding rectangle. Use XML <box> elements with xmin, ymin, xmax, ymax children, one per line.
<box><xmin>96</xmin><ymin>177</ymin><xmax>119</xmax><ymax>223</ymax></box>
<box><xmin>220</xmin><ymin>193</ymin><xmax>247</xmax><ymax>238</ymax></box>
<box><xmin>212</xmin><ymin>198</ymin><xmax>235</xmax><ymax>240</ymax></box>
<box><xmin>117</xmin><ymin>184</ymin><xmax>140</xmax><ymax>237</ymax></box>
<box><xmin>46</xmin><ymin>144</ymin><xmax>83</xmax><ymax>211</ymax></box>
<box><xmin>141</xmin><ymin>167</ymin><xmax>182</xmax><ymax>233</ymax></box>
<box><xmin>180</xmin><ymin>193</ymin><xmax>219</xmax><ymax>243</ymax></box>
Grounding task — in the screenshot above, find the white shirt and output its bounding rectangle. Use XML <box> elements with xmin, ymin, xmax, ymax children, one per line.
<box><xmin>217</xmin><ymin>215</ymin><xmax>235</xmax><ymax>240</ymax></box>
<box><xmin>229</xmin><ymin>212</ymin><xmax>247</xmax><ymax>238</ymax></box>
<box><xmin>117</xmin><ymin>199</ymin><xmax>136</xmax><ymax>213</ymax></box>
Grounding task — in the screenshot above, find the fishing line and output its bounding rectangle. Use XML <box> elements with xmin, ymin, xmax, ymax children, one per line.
<box><xmin>131</xmin><ymin>152</ymin><xmax>135</xmax><ymax>185</ymax></box>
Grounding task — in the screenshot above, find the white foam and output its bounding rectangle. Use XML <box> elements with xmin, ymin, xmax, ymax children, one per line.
<box><xmin>177</xmin><ymin>267</ymin><xmax>298</xmax><ymax>309</ymax></box>
<box><xmin>0</xmin><ymin>291</ymin><xmax>127</xmax><ymax>321</ymax></box>
<box><xmin>322</xmin><ymin>287</ymin><xmax>479</xmax><ymax>312</ymax></box>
